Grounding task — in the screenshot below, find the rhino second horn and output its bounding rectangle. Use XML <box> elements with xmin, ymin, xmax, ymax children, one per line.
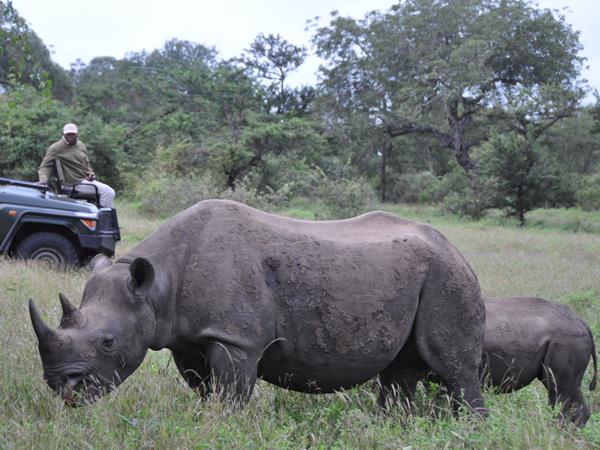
<box><xmin>59</xmin><ymin>292</ymin><xmax>78</xmax><ymax>318</ymax></box>
<box><xmin>28</xmin><ymin>299</ymin><xmax>57</xmax><ymax>343</ymax></box>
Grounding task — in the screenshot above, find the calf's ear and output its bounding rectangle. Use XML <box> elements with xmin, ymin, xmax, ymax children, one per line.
<box><xmin>128</xmin><ymin>257</ymin><xmax>155</xmax><ymax>296</ymax></box>
<box><xmin>90</xmin><ymin>254</ymin><xmax>112</xmax><ymax>273</ymax></box>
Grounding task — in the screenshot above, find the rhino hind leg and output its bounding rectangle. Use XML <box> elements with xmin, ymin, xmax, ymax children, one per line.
<box><xmin>378</xmin><ymin>333</ymin><xmax>429</xmax><ymax>409</ymax></box>
<box><xmin>412</xmin><ymin>265</ymin><xmax>487</xmax><ymax>416</ymax></box>
<box><xmin>539</xmin><ymin>340</ymin><xmax>592</xmax><ymax>427</ymax></box>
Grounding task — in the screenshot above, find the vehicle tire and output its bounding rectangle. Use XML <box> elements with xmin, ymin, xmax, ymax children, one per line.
<box><xmin>15</xmin><ymin>232</ymin><xmax>80</xmax><ymax>267</ymax></box>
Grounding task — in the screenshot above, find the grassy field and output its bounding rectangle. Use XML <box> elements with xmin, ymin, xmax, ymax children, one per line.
<box><xmin>2</xmin><ymin>202</ymin><xmax>600</xmax><ymax>449</ymax></box>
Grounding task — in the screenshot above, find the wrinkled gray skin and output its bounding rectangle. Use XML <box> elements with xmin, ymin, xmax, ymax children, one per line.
<box><xmin>395</xmin><ymin>297</ymin><xmax>597</xmax><ymax>427</ymax></box>
<box><xmin>29</xmin><ymin>199</ymin><xmax>486</xmax><ymax>412</ymax></box>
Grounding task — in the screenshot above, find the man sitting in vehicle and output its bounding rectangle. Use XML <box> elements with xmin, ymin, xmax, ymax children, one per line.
<box><xmin>38</xmin><ymin>123</ymin><xmax>115</xmax><ymax>208</ymax></box>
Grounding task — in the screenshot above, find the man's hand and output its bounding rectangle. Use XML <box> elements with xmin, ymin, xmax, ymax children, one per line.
<box><xmin>35</xmin><ymin>181</ymin><xmax>48</xmax><ymax>186</ymax></box>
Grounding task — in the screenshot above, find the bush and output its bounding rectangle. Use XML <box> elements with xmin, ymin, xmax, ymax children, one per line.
<box><xmin>435</xmin><ymin>167</ymin><xmax>471</xmax><ymax>201</ymax></box>
<box><xmin>138</xmin><ymin>174</ymin><xmax>221</xmax><ymax>217</ymax></box>
<box><xmin>137</xmin><ymin>174</ymin><xmax>290</xmax><ymax>217</ymax></box>
<box><xmin>301</xmin><ymin>167</ymin><xmax>378</xmax><ymax>219</ymax></box>
<box><xmin>441</xmin><ymin>175</ymin><xmax>496</xmax><ymax>220</ymax></box>
<box><xmin>387</xmin><ymin>171</ymin><xmax>442</xmax><ymax>204</ymax></box>
<box><xmin>575</xmin><ymin>174</ymin><xmax>600</xmax><ymax>211</ymax></box>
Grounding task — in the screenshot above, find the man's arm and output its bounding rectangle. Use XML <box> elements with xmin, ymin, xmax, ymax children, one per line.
<box><xmin>37</xmin><ymin>145</ymin><xmax>59</xmax><ymax>184</ymax></box>
<box><xmin>80</xmin><ymin>143</ymin><xmax>95</xmax><ymax>180</ymax></box>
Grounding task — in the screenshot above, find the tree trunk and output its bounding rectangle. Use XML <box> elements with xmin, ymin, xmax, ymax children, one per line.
<box><xmin>516</xmin><ymin>184</ymin><xmax>526</xmax><ymax>226</ymax></box>
<box><xmin>517</xmin><ymin>209</ymin><xmax>525</xmax><ymax>226</ymax></box>
<box><xmin>379</xmin><ymin>134</ymin><xmax>392</xmax><ymax>203</ymax></box>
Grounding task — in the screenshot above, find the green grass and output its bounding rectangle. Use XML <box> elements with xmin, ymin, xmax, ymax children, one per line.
<box><xmin>2</xmin><ymin>202</ymin><xmax>600</xmax><ymax>448</ymax></box>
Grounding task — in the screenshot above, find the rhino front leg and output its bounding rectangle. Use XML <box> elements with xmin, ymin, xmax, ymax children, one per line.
<box><xmin>207</xmin><ymin>341</ymin><xmax>258</xmax><ymax>403</ymax></box>
<box><xmin>172</xmin><ymin>349</ymin><xmax>211</xmax><ymax>398</ymax></box>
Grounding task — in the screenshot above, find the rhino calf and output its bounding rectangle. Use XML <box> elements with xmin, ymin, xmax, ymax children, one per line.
<box><xmin>400</xmin><ymin>297</ymin><xmax>597</xmax><ymax>426</ymax></box>
<box><xmin>482</xmin><ymin>297</ymin><xmax>597</xmax><ymax>427</ymax></box>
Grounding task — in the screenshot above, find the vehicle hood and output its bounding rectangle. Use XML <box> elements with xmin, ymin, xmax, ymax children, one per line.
<box><xmin>0</xmin><ymin>185</ymin><xmax>98</xmax><ymax>214</ymax></box>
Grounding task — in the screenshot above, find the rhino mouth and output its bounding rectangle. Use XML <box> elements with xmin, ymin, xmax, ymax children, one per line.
<box><xmin>59</xmin><ymin>372</ymin><xmax>89</xmax><ymax>406</ymax></box>
<box><xmin>56</xmin><ymin>371</ymin><xmax>110</xmax><ymax>407</ymax></box>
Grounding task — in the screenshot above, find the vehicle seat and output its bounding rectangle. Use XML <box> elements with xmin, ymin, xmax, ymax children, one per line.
<box><xmin>54</xmin><ymin>160</ymin><xmax>101</xmax><ymax>207</ymax></box>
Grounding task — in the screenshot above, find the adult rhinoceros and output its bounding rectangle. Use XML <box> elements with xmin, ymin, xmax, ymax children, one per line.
<box><xmin>29</xmin><ymin>200</ymin><xmax>486</xmax><ymax>412</ymax></box>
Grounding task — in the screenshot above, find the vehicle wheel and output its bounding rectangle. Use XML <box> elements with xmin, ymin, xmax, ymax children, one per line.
<box><xmin>15</xmin><ymin>232</ymin><xmax>80</xmax><ymax>267</ymax></box>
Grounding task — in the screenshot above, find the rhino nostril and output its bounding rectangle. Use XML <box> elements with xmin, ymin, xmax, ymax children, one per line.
<box><xmin>64</xmin><ymin>372</ymin><xmax>85</xmax><ymax>388</ymax></box>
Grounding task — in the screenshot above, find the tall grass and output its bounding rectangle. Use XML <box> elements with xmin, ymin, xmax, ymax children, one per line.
<box><xmin>1</xmin><ymin>203</ymin><xmax>599</xmax><ymax>448</ymax></box>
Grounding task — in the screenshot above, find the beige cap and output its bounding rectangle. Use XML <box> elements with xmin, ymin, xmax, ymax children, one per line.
<box><xmin>63</xmin><ymin>123</ymin><xmax>78</xmax><ymax>134</ymax></box>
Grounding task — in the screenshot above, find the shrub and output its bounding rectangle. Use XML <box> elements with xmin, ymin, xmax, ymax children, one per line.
<box><xmin>575</xmin><ymin>174</ymin><xmax>600</xmax><ymax>211</ymax></box>
<box><xmin>137</xmin><ymin>174</ymin><xmax>290</xmax><ymax>217</ymax></box>
<box><xmin>138</xmin><ymin>174</ymin><xmax>221</xmax><ymax>217</ymax></box>
<box><xmin>441</xmin><ymin>175</ymin><xmax>496</xmax><ymax>220</ymax></box>
<box><xmin>435</xmin><ymin>167</ymin><xmax>471</xmax><ymax>201</ymax></box>
<box><xmin>301</xmin><ymin>167</ymin><xmax>378</xmax><ymax>219</ymax></box>
<box><xmin>387</xmin><ymin>171</ymin><xmax>442</xmax><ymax>204</ymax></box>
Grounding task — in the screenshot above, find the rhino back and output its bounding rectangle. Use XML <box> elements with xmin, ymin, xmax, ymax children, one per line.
<box><xmin>484</xmin><ymin>297</ymin><xmax>590</xmax><ymax>347</ymax></box>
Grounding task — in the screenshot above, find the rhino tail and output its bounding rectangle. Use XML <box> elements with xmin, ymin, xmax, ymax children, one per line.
<box><xmin>587</xmin><ymin>325</ymin><xmax>597</xmax><ymax>391</ymax></box>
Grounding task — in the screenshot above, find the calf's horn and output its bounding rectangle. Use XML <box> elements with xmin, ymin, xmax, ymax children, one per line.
<box><xmin>59</xmin><ymin>292</ymin><xmax>77</xmax><ymax>318</ymax></box>
<box><xmin>28</xmin><ymin>299</ymin><xmax>57</xmax><ymax>343</ymax></box>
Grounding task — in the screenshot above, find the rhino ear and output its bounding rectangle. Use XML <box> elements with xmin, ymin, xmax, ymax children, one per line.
<box><xmin>128</xmin><ymin>257</ymin><xmax>155</xmax><ymax>296</ymax></box>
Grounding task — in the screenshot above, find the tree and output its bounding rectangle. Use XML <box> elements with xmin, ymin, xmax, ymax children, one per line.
<box><xmin>312</xmin><ymin>0</ymin><xmax>586</xmax><ymax>201</ymax></box>
<box><xmin>241</xmin><ymin>33</ymin><xmax>309</xmax><ymax>115</ymax></box>
<box><xmin>0</xmin><ymin>1</ymin><xmax>73</xmax><ymax>100</ymax></box>
<box><xmin>480</xmin><ymin>130</ymin><xmax>560</xmax><ymax>225</ymax></box>
<box><xmin>542</xmin><ymin>108</ymin><xmax>600</xmax><ymax>176</ymax></box>
<box><xmin>71</xmin><ymin>40</ymin><xmax>226</xmax><ymax>170</ymax></box>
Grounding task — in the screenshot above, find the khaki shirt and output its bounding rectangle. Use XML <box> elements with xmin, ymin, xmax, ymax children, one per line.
<box><xmin>38</xmin><ymin>138</ymin><xmax>93</xmax><ymax>185</ymax></box>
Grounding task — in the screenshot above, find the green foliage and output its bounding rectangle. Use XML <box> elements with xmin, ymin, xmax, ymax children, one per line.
<box><xmin>203</xmin><ymin>114</ymin><xmax>330</xmax><ymax>192</ymax></box>
<box><xmin>0</xmin><ymin>86</ymin><xmax>72</xmax><ymax>180</ymax></box>
<box><xmin>71</xmin><ymin>40</ymin><xmax>236</xmax><ymax>173</ymax></box>
<box><xmin>137</xmin><ymin>174</ymin><xmax>219</xmax><ymax>217</ymax></box>
<box><xmin>0</xmin><ymin>1</ymin><xmax>73</xmax><ymax>100</ymax></box>
<box><xmin>479</xmin><ymin>131</ymin><xmax>562</xmax><ymax>224</ymax></box>
<box><xmin>0</xmin><ymin>86</ymin><xmax>123</xmax><ymax>186</ymax></box>
<box><xmin>241</xmin><ymin>33</ymin><xmax>309</xmax><ymax>115</ymax></box>
<box><xmin>297</xmin><ymin>166</ymin><xmax>378</xmax><ymax>219</ymax></box>
<box><xmin>137</xmin><ymin>174</ymin><xmax>290</xmax><ymax>218</ymax></box>
<box><xmin>440</xmin><ymin>173</ymin><xmax>497</xmax><ymax>220</ymax></box>
<box><xmin>312</xmin><ymin>0</ymin><xmax>586</xmax><ymax>179</ymax></box>
<box><xmin>575</xmin><ymin>174</ymin><xmax>600</xmax><ymax>211</ymax></box>
<box><xmin>1</xmin><ymin>0</ymin><xmax>597</xmax><ymax>243</ymax></box>
<box><xmin>387</xmin><ymin>171</ymin><xmax>442</xmax><ymax>204</ymax></box>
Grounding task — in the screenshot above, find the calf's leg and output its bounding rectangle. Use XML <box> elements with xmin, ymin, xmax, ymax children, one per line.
<box><xmin>540</xmin><ymin>340</ymin><xmax>592</xmax><ymax>427</ymax></box>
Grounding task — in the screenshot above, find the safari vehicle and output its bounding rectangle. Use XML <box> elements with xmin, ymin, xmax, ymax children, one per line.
<box><xmin>0</xmin><ymin>176</ymin><xmax>120</xmax><ymax>267</ymax></box>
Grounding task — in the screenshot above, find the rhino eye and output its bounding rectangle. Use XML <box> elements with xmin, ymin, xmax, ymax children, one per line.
<box><xmin>102</xmin><ymin>338</ymin><xmax>114</xmax><ymax>349</ymax></box>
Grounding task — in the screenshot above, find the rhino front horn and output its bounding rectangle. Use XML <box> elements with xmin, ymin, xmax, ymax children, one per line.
<box><xmin>59</xmin><ymin>292</ymin><xmax>78</xmax><ymax>318</ymax></box>
<box><xmin>28</xmin><ymin>299</ymin><xmax>57</xmax><ymax>343</ymax></box>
